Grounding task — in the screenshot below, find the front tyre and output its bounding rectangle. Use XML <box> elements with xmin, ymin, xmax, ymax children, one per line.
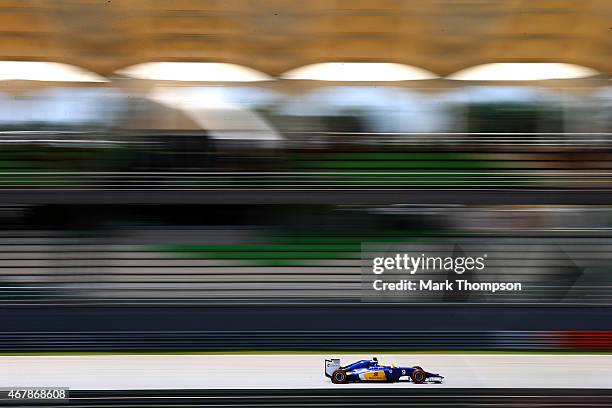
<box><xmin>411</xmin><ymin>369</ymin><xmax>426</xmax><ymax>384</ymax></box>
<box><xmin>331</xmin><ymin>369</ymin><xmax>349</xmax><ymax>384</ymax></box>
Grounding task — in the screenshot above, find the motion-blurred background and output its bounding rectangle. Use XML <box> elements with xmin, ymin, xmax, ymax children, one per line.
<box><xmin>0</xmin><ymin>0</ymin><xmax>611</xmax><ymax>353</ymax></box>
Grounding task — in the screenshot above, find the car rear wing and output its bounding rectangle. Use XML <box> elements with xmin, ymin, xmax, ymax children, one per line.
<box><xmin>325</xmin><ymin>359</ymin><xmax>341</xmax><ymax>378</ymax></box>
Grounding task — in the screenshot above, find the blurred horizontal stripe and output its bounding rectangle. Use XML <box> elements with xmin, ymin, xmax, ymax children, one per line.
<box><xmin>0</xmin><ymin>231</ymin><xmax>611</xmax><ymax>303</ymax></box>
<box><xmin>1</xmin><ymin>331</ymin><xmax>611</xmax><ymax>352</ymax></box>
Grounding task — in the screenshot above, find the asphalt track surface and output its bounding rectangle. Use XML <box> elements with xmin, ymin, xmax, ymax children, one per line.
<box><xmin>3</xmin><ymin>354</ymin><xmax>612</xmax><ymax>390</ymax></box>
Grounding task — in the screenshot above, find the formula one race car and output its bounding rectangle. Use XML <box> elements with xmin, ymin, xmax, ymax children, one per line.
<box><xmin>325</xmin><ymin>357</ymin><xmax>444</xmax><ymax>384</ymax></box>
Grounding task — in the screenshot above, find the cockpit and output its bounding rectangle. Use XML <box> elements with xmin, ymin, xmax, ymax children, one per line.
<box><xmin>342</xmin><ymin>357</ymin><xmax>379</xmax><ymax>370</ymax></box>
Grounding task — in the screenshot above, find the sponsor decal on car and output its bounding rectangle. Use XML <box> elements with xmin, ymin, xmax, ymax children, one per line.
<box><xmin>363</xmin><ymin>370</ymin><xmax>387</xmax><ymax>381</ymax></box>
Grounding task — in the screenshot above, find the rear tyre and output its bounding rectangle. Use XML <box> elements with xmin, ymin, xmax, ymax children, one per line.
<box><xmin>331</xmin><ymin>369</ymin><xmax>348</xmax><ymax>384</ymax></box>
<box><xmin>411</xmin><ymin>369</ymin><xmax>426</xmax><ymax>384</ymax></box>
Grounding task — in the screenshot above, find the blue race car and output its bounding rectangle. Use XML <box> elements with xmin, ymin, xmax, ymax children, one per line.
<box><xmin>325</xmin><ymin>357</ymin><xmax>444</xmax><ymax>384</ymax></box>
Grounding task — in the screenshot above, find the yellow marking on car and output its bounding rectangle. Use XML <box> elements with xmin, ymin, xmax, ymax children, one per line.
<box><xmin>363</xmin><ymin>370</ymin><xmax>387</xmax><ymax>381</ymax></box>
